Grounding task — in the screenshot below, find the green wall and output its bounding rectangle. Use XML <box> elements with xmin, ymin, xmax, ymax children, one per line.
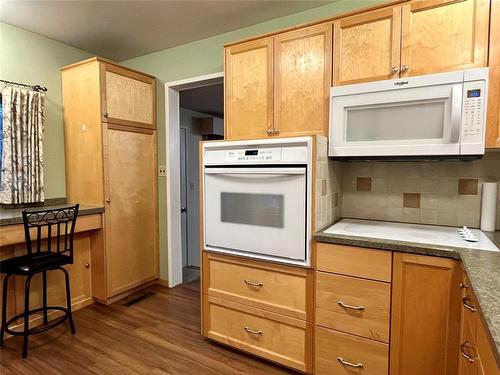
<box><xmin>0</xmin><ymin>22</ymin><xmax>93</xmax><ymax>199</ymax></box>
<box><xmin>120</xmin><ymin>0</ymin><xmax>387</xmax><ymax>281</ymax></box>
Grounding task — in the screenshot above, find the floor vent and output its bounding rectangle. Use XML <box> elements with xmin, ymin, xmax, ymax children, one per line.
<box><xmin>123</xmin><ymin>291</ymin><xmax>156</xmax><ymax>307</ymax></box>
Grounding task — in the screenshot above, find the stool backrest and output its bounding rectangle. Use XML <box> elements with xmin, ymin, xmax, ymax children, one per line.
<box><xmin>22</xmin><ymin>204</ymin><xmax>80</xmax><ymax>262</ymax></box>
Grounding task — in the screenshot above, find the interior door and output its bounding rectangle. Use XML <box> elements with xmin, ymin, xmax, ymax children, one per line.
<box><xmin>104</xmin><ymin>126</ymin><xmax>158</xmax><ymax>297</ymax></box>
<box><xmin>400</xmin><ymin>0</ymin><xmax>489</xmax><ymax>77</ymax></box>
<box><xmin>204</xmin><ymin>167</ymin><xmax>307</xmax><ymax>262</ymax></box>
<box><xmin>180</xmin><ymin>127</ymin><xmax>188</xmax><ymax>268</ymax></box>
<box><xmin>225</xmin><ymin>38</ymin><xmax>274</xmax><ymax>139</ymax></box>
<box><xmin>333</xmin><ymin>5</ymin><xmax>402</xmax><ymax>85</ymax></box>
<box><xmin>274</xmin><ymin>23</ymin><xmax>332</xmax><ymax>137</ymax></box>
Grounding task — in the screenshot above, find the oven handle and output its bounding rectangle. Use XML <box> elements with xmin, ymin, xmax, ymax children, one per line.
<box><xmin>204</xmin><ymin>167</ymin><xmax>306</xmax><ymax>175</ymax></box>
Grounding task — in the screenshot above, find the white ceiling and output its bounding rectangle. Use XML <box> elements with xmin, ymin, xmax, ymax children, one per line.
<box><xmin>0</xmin><ymin>0</ymin><xmax>333</xmax><ymax>61</ymax></box>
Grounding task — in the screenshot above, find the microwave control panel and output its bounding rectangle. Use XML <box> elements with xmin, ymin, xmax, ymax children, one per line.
<box><xmin>461</xmin><ymin>80</ymin><xmax>486</xmax><ymax>143</ymax></box>
<box><xmin>224</xmin><ymin>148</ymin><xmax>282</xmax><ymax>162</ymax></box>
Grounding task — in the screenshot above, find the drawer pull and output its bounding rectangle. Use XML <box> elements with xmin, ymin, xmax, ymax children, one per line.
<box><xmin>244</xmin><ymin>326</ymin><xmax>263</xmax><ymax>335</ymax></box>
<box><xmin>244</xmin><ymin>280</ymin><xmax>263</xmax><ymax>287</ymax></box>
<box><xmin>459</xmin><ymin>282</ymin><xmax>469</xmax><ymax>289</ymax></box>
<box><xmin>460</xmin><ymin>342</ymin><xmax>476</xmax><ymax>363</ymax></box>
<box><xmin>338</xmin><ymin>301</ymin><xmax>365</xmax><ymax>311</ymax></box>
<box><xmin>337</xmin><ymin>357</ymin><xmax>363</xmax><ymax>368</ymax></box>
<box><xmin>463</xmin><ymin>297</ymin><xmax>476</xmax><ymax>312</ymax></box>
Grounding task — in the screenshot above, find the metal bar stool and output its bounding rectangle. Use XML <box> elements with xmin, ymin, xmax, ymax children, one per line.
<box><xmin>0</xmin><ymin>204</ymin><xmax>79</xmax><ymax>358</ymax></box>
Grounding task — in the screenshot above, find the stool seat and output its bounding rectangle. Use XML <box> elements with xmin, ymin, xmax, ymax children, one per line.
<box><xmin>0</xmin><ymin>252</ymin><xmax>71</xmax><ymax>276</ymax></box>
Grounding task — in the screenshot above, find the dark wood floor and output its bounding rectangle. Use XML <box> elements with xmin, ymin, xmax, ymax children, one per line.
<box><xmin>0</xmin><ymin>280</ymin><xmax>298</xmax><ymax>374</ymax></box>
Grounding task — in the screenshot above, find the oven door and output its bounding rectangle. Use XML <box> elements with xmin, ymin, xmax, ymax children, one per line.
<box><xmin>203</xmin><ymin>166</ymin><xmax>308</xmax><ymax>264</ymax></box>
<box><xmin>329</xmin><ymin>82</ymin><xmax>463</xmax><ymax>157</ymax></box>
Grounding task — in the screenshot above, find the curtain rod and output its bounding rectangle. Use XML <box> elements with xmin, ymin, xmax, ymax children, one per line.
<box><xmin>0</xmin><ymin>79</ymin><xmax>48</xmax><ymax>92</ymax></box>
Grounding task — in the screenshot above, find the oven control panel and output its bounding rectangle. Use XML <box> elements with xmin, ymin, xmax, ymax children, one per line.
<box><xmin>224</xmin><ymin>148</ymin><xmax>282</xmax><ymax>162</ymax></box>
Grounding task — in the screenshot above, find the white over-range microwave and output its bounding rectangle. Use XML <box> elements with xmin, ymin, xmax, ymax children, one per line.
<box><xmin>329</xmin><ymin>68</ymin><xmax>489</xmax><ymax>158</ymax></box>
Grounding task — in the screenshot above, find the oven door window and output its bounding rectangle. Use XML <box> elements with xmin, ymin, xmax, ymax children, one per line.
<box><xmin>221</xmin><ymin>192</ymin><xmax>284</xmax><ymax>228</ymax></box>
<box><xmin>204</xmin><ymin>167</ymin><xmax>307</xmax><ymax>262</ymax></box>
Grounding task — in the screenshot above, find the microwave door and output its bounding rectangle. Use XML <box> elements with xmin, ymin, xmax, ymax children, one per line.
<box><xmin>330</xmin><ymin>83</ymin><xmax>462</xmax><ymax>157</ymax></box>
<box><xmin>204</xmin><ymin>167</ymin><xmax>307</xmax><ymax>262</ymax></box>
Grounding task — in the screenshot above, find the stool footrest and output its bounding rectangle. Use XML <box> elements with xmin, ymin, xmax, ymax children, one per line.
<box><xmin>5</xmin><ymin>306</ymin><xmax>70</xmax><ymax>336</ymax></box>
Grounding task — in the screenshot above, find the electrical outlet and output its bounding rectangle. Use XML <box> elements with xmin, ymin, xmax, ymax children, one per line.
<box><xmin>159</xmin><ymin>165</ymin><xmax>167</xmax><ymax>177</ymax></box>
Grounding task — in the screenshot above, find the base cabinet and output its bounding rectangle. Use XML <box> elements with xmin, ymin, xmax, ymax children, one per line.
<box><xmin>201</xmin><ymin>252</ymin><xmax>313</xmax><ymax>373</ymax></box>
<box><xmin>390</xmin><ymin>253</ymin><xmax>462</xmax><ymax>375</ymax></box>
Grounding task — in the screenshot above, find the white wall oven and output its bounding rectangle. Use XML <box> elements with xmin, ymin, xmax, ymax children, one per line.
<box><xmin>202</xmin><ymin>137</ymin><xmax>312</xmax><ymax>267</ymax></box>
<box><xmin>329</xmin><ymin>68</ymin><xmax>489</xmax><ymax>158</ymax></box>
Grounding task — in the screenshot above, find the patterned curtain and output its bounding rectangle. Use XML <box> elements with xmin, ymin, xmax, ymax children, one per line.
<box><xmin>0</xmin><ymin>87</ymin><xmax>45</xmax><ymax>204</ymax></box>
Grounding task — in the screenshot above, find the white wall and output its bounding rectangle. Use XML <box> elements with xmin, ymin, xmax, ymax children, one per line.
<box><xmin>179</xmin><ymin>107</ymin><xmax>223</xmax><ymax>267</ymax></box>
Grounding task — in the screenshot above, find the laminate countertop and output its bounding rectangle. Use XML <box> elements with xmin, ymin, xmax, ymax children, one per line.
<box><xmin>0</xmin><ymin>204</ymin><xmax>104</xmax><ymax>227</ymax></box>
<box><xmin>315</xmin><ymin>226</ymin><xmax>500</xmax><ymax>366</ymax></box>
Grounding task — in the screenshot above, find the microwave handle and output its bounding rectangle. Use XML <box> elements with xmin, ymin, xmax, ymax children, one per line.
<box><xmin>449</xmin><ymin>84</ymin><xmax>463</xmax><ymax>142</ymax></box>
<box><xmin>204</xmin><ymin>167</ymin><xmax>306</xmax><ymax>175</ymax></box>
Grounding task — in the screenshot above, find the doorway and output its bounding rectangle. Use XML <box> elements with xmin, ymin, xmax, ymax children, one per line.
<box><xmin>165</xmin><ymin>72</ymin><xmax>224</xmax><ymax>287</ymax></box>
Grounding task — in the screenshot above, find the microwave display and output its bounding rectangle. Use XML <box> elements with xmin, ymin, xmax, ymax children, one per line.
<box><xmin>467</xmin><ymin>89</ymin><xmax>481</xmax><ymax>98</ymax></box>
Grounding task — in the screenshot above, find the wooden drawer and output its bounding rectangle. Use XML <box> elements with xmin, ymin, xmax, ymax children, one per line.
<box><xmin>316</xmin><ymin>243</ymin><xmax>392</xmax><ymax>282</ymax></box>
<box><xmin>205</xmin><ymin>296</ymin><xmax>312</xmax><ymax>373</ymax></box>
<box><xmin>316</xmin><ymin>326</ymin><xmax>389</xmax><ymax>375</ymax></box>
<box><xmin>203</xmin><ymin>252</ymin><xmax>312</xmax><ymax>320</ymax></box>
<box><xmin>316</xmin><ymin>272</ymin><xmax>391</xmax><ymax>343</ymax></box>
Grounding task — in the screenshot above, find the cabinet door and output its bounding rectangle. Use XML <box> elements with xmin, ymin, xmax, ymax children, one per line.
<box><xmin>102</xmin><ymin>63</ymin><xmax>156</xmax><ymax>129</ymax></box>
<box><xmin>274</xmin><ymin>23</ymin><xmax>331</xmax><ymax>137</ymax></box>
<box><xmin>333</xmin><ymin>6</ymin><xmax>402</xmax><ymax>85</ymax></box>
<box><xmin>486</xmin><ymin>0</ymin><xmax>500</xmax><ymax>148</ymax></box>
<box><xmin>104</xmin><ymin>126</ymin><xmax>158</xmax><ymax>297</ymax></box>
<box><xmin>390</xmin><ymin>253</ymin><xmax>462</xmax><ymax>375</ymax></box>
<box><xmin>225</xmin><ymin>38</ymin><xmax>273</xmax><ymax>139</ymax></box>
<box><xmin>400</xmin><ymin>0</ymin><xmax>489</xmax><ymax>77</ymax></box>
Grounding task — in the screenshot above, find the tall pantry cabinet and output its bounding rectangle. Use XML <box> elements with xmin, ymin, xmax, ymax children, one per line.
<box><xmin>61</xmin><ymin>57</ymin><xmax>158</xmax><ymax>304</ymax></box>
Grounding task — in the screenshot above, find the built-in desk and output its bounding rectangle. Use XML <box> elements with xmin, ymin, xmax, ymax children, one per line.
<box><xmin>0</xmin><ymin>206</ymin><xmax>104</xmax><ymax>334</ymax></box>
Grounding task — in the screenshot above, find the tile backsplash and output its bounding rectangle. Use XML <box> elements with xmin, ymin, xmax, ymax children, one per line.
<box><xmin>315</xmin><ymin>136</ymin><xmax>342</xmax><ymax>231</ymax></box>
<box><xmin>339</xmin><ymin>151</ymin><xmax>500</xmax><ymax>230</ymax></box>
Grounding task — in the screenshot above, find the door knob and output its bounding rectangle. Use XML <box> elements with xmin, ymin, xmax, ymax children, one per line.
<box><xmin>105</xmin><ymin>197</ymin><xmax>111</xmax><ymax>203</ymax></box>
<box><xmin>181</xmin><ymin>207</ymin><xmax>187</xmax><ymax>213</ymax></box>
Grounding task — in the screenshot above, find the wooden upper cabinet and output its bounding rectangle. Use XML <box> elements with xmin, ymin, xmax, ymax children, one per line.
<box><xmin>333</xmin><ymin>6</ymin><xmax>402</xmax><ymax>85</ymax></box>
<box><xmin>390</xmin><ymin>253</ymin><xmax>462</xmax><ymax>375</ymax></box>
<box><xmin>486</xmin><ymin>0</ymin><xmax>500</xmax><ymax>148</ymax></box>
<box><xmin>225</xmin><ymin>38</ymin><xmax>273</xmax><ymax>140</ymax></box>
<box><xmin>274</xmin><ymin>23</ymin><xmax>332</xmax><ymax>136</ymax></box>
<box><xmin>102</xmin><ymin>63</ymin><xmax>156</xmax><ymax>129</ymax></box>
<box><xmin>400</xmin><ymin>0</ymin><xmax>490</xmax><ymax>77</ymax></box>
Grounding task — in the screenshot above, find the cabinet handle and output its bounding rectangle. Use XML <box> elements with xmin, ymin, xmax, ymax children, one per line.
<box><xmin>459</xmin><ymin>282</ymin><xmax>469</xmax><ymax>289</ymax></box>
<box><xmin>391</xmin><ymin>66</ymin><xmax>400</xmax><ymax>73</ymax></box>
<box><xmin>460</xmin><ymin>342</ymin><xmax>476</xmax><ymax>363</ymax></box>
<box><xmin>463</xmin><ymin>297</ymin><xmax>476</xmax><ymax>312</ymax></box>
<box><xmin>104</xmin><ymin>112</ymin><xmax>109</xmax><ymax>117</ymax></box>
<box><xmin>244</xmin><ymin>280</ymin><xmax>263</xmax><ymax>287</ymax></box>
<box><xmin>105</xmin><ymin>197</ymin><xmax>111</xmax><ymax>203</ymax></box>
<box><xmin>85</xmin><ymin>263</ymin><xmax>90</xmax><ymax>268</ymax></box>
<box><xmin>337</xmin><ymin>357</ymin><xmax>363</xmax><ymax>368</ymax></box>
<box><xmin>338</xmin><ymin>301</ymin><xmax>365</xmax><ymax>311</ymax></box>
<box><xmin>273</xmin><ymin>129</ymin><xmax>279</xmax><ymax>136</ymax></box>
<box><xmin>244</xmin><ymin>326</ymin><xmax>263</xmax><ymax>335</ymax></box>
<box><xmin>401</xmin><ymin>65</ymin><xmax>409</xmax><ymax>72</ymax></box>
<box><xmin>266</xmin><ymin>129</ymin><xmax>273</xmax><ymax>135</ymax></box>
